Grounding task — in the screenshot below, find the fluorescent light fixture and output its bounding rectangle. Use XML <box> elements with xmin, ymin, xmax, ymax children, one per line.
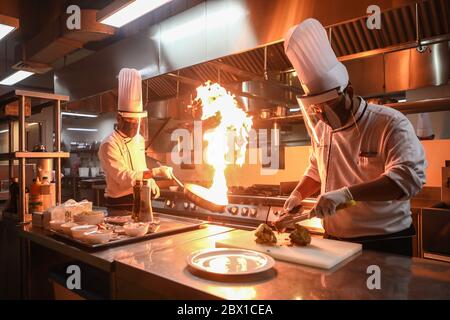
<box><xmin>27</xmin><ymin>122</ymin><xmax>38</xmax><ymax>127</ymax></box>
<box><xmin>67</xmin><ymin>128</ymin><xmax>98</xmax><ymax>132</ymax></box>
<box><xmin>100</xmin><ymin>0</ymin><xmax>173</xmax><ymax>28</ymax></box>
<box><xmin>0</xmin><ymin>24</ymin><xmax>15</xmax><ymax>41</ymax></box>
<box><xmin>0</xmin><ymin>14</ymin><xmax>18</xmax><ymax>41</ymax></box>
<box><xmin>0</xmin><ymin>70</ymin><xmax>34</xmax><ymax>86</ymax></box>
<box><xmin>289</xmin><ymin>107</ymin><xmax>301</xmax><ymax>112</ymax></box>
<box><xmin>398</xmin><ymin>99</ymin><xmax>407</xmax><ymax>103</ymax></box>
<box><xmin>0</xmin><ymin>129</ymin><xmax>8</xmax><ymax>134</ymax></box>
<box><xmin>62</xmin><ymin>111</ymin><xmax>98</xmax><ymax>118</ymax></box>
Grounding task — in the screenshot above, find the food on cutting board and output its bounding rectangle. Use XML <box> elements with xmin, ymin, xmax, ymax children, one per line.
<box><xmin>289</xmin><ymin>223</ymin><xmax>311</xmax><ymax>246</ymax></box>
<box><xmin>255</xmin><ymin>223</ymin><xmax>277</xmax><ymax>245</ymax></box>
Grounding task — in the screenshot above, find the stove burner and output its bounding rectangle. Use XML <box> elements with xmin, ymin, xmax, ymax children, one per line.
<box><xmin>228</xmin><ymin>185</ymin><xmax>280</xmax><ymax>197</ymax></box>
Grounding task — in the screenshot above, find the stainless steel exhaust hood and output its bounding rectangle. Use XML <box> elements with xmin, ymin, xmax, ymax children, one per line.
<box><xmin>56</xmin><ymin>0</ymin><xmax>427</xmax><ymax>101</ymax></box>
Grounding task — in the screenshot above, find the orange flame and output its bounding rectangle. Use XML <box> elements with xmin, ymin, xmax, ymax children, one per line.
<box><xmin>195</xmin><ymin>82</ymin><xmax>253</xmax><ymax>205</ymax></box>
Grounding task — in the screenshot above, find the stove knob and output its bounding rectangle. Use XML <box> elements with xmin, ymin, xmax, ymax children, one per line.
<box><xmin>189</xmin><ymin>203</ymin><xmax>197</xmax><ymax>210</ymax></box>
<box><xmin>249</xmin><ymin>208</ymin><xmax>257</xmax><ymax>217</ymax></box>
<box><xmin>183</xmin><ymin>202</ymin><xmax>189</xmax><ymax>209</ymax></box>
<box><xmin>241</xmin><ymin>207</ymin><xmax>249</xmax><ymax>216</ymax></box>
<box><xmin>166</xmin><ymin>200</ymin><xmax>175</xmax><ymax>208</ymax></box>
<box><xmin>228</xmin><ymin>206</ymin><xmax>239</xmax><ymax>215</ymax></box>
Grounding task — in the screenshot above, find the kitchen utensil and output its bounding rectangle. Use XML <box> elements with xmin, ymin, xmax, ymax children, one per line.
<box><xmin>171</xmin><ymin>174</ymin><xmax>226</xmax><ymax>213</ymax></box>
<box><xmin>216</xmin><ymin>230</ymin><xmax>362</xmax><ymax>270</ymax></box>
<box><xmin>187</xmin><ymin>248</ymin><xmax>275</xmax><ymax>275</ymax></box>
<box><xmin>274</xmin><ymin>200</ymin><xmax>357</xmax><ymax>231</ymax></box>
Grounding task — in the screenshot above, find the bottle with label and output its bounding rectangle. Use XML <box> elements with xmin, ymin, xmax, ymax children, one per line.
<box><xmin>30</xmin><ymin>178</ymin><xmax>43</xmax><ymax>213</ymax></box>
<box><xmin>139</xmin><ymin>180</ymin><xmax>153</xmax><ymax>223</ymax></box>
<box><xmin>132</xmin><ymin>180</ymin><xmax>142</xmax><ymax>222</ymax></box>
<box><xmin>40</xmin><ymin>177</ymin><xmax>51</xmax><ymax>211</ymax></box>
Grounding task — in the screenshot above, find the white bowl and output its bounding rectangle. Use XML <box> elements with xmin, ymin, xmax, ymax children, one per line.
<box><xmin>49</xmin><ymin>220</ymin><xmax>65</xmax><ymax>231</ymax></box>
<box><xmin>123</xmin><ymin>222</ymin><xmax>149</xmax><ymax>237</ymax></box>
<box><xmin>73</xmin><ymin>211</ymin><xmax>104</xmax><ymax>225</ymax></box>
<box><xmin>84</xmin><ymin>229</ymin><xmax>113</xmax><ymax>244</ymax></box>
<box><xmin>70</xmin><ymin>225</ymin><xmax>98</xmax><ymax>240</ymax></box>
<box><xmin>61</xmin><ymin>222</ymin><xmax>79</xmax><ymax>235</ymax></box>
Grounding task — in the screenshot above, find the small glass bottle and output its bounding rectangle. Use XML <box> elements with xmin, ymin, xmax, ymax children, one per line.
<box><xmin>139</xmin><ymin>180</ymin><xmax>153</xmax><ymax>223</ymax></box>
<box><xmin>132</xmin><ymin>180</ymin><xmax>142</xmax><ymax>222</ymax></box>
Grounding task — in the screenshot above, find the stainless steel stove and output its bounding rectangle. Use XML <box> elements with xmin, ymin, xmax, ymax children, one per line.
<box><xmin>153</xmin><ymin>185</ymin><xmax>318</xmax><ymax>230</ymax></box>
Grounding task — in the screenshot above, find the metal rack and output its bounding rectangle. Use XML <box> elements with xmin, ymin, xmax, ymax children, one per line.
<box><xmin>0</xmin><ymin>90</ymin><xmax>69</xmax><ymax>223</ymax></box>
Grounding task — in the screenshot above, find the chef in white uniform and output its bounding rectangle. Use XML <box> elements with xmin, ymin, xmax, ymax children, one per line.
<box><xmin>281</xmin><ymin>19</ymin><xmax>427</xmax><ymax>256</ymax></box>
<box><xmin>99</xmin><ymin>68</ymin><xmax>173</xmax><ymax>214</ymax></box>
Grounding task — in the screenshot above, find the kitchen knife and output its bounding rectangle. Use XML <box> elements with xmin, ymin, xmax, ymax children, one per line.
<box><xmin>273</xmin><ymin>200</ymin><xmax>357</xmax><ymax>231</ymax></box>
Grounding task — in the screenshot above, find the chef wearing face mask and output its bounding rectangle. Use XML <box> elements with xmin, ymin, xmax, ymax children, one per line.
<box><xmin>280</xmin><ymin>19</ymin><xmax>427</xmax><ymax>256</ymax></box>
<box><xmin>99</xmin><ymin>68</ymin><xmax>173</xmax><ymax>214</ymax></box>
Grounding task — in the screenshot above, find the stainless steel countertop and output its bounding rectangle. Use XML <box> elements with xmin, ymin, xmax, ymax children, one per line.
<box><xmin>18</xmin><ymin>215</ymin><xmax>232</xmax><ymax>272</ymax></box>
<box><xmin>19</xmin><ymin>219</ymin><xmax>450</xmax><ymax>299</ymax></box>
<box><xmin>114</xmin><ymin>229</ymin><xmax>450</xmax><ymax>300</ymax></box>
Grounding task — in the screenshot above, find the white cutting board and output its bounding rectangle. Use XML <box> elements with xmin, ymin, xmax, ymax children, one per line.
<box><xmin>216</xmin><ymin>230</ymin><xmax>362</xmax><ymax>270</ymax></box>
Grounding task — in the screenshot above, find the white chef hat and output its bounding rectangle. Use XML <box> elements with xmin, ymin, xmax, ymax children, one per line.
<box><xmin>284</xmin><ymin>18</ymin><xmax>349</xmax><ymax>96</ymax></box>
<box><xmin>118</xmin><ymin>68</ymin><xmax>147</xmax><ymax>118</ymax></box>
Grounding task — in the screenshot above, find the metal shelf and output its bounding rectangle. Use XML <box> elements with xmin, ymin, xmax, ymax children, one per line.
<box><xmin>0</xmin><ymin>152</ymin><xmax>70</xmax><ymax>160</ymax></box>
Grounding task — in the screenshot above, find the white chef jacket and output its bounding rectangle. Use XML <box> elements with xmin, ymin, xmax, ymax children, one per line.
<box><xmin>304</xmin><ymin>98</ymin><xmax>427</xmax><ymax>238</ymax></box>
<box><xmin>98</xmin><ymin>130</ymin><xmax>148</xmax><ymax>198</ymax></box>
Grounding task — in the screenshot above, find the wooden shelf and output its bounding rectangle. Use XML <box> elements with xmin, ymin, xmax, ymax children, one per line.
<box><xmin>0</xmin><ymin>90</ymin><xmax>69</xmax><ymax>105</ymax></box>
<box><xmin>0</xmin><ymin>152</ymin><xmax>70</xmax><ymax>160</ymax></box>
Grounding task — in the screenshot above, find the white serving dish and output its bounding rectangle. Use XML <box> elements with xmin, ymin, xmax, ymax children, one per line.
<box><xmin>49</xmin><ymin>220</ymin><xmax>65</xmax><ymax>231</ymax></box>
<box><xmin>123</xmin><ymin>222</ymin><xmax>149</xmax><ymax>237</ymax></box>
<box><xmin>187</xmin><ymin>248</ymin><xmax>275</xmax><ymax>276</ymax></box>
<box><xmin>70</xmin><ymin>225</ymin><xmax>98</xmax><ymax>240</ymax></box>
<box><xmin>83</xmin><ymin>229</ymin><xmax>113</xmax><ymax>244</ymax></box>
<box><xmin>73</xmin><ymin>211</ymin><xmax>104</xmax><ymax>225</ymax></box>
<box><xmin>60</xmin><ymin>222</ymin><xmax>79</xmax><ymax>235</ymax></box>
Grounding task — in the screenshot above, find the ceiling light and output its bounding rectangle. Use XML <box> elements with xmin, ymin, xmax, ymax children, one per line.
<box><xmin>62</xmin><ymin>111</ymin><xmax>98</xmax><ymax>118</ymax></box>
<box><xmin>0</xmin><ymin>129</ymin><xmax>9</xmax><ymax>134</ymax></box>
<box><xmin>67</xmin><ymin>128</ymin><xmax>98</xmax><ymax>132</ymax></box>
<box><xmin>0</xmin><ymin>71</ymin><xmax>34</xmax><ymax>86</ymax></box>
<box><xmin>0</xmin><ymin>14</ymin><xmax>19</xmax><ymax>41</ymax></box>
<box><xmin>99</xmin><ymin>0</ymin><xmax>173</xmax><ymax>28</ymax></box>
<box><xmin>398</xmin><ymin>99</ymin><xmax>407</xmax><ymax>103</ymax></box>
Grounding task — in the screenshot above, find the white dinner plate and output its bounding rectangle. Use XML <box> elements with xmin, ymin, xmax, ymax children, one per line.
<box><xmin>187</xmin><ymin>248</ymin><xmax>275</xmax><ymax>276</ymax></box>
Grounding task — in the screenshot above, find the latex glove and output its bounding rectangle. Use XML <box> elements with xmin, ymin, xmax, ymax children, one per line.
<box><xmin>312</xmin><ymin>187</ymin><xmax>353</xmax><ymax>218</ymax></box>
<box><xmin>283</xmin><ymin>190</ymin><xmax>303</xmax><ymax>213</ymax></box>
<box><xmin>148</xmin><ymin>178</ymin><xmax>160</xmax><ymax>199</ymax></box>
<box><xmin>152</xmin><ymin>166</ymin><xmax>174</xmax><ymax>179</ymax></box>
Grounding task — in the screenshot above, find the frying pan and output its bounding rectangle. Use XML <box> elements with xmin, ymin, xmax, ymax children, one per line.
<box><xmin>171</xmin><ymin>174</ymin><xmax>227</xmax><ymax>213</ymax></box>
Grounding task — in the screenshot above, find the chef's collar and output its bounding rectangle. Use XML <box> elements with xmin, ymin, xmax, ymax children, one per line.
<box><xmin>332</xmin><ymin>97</ymin><xmax>367</xmax><ymax>133</ymax></box>
<box><xmin>115</xmin><ymin>129</ymin><xmax>132</xmax><ymax>142</ymax></box>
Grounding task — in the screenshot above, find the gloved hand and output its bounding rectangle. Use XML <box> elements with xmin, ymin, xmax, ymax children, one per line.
<box><xmin>148</xmin><ymin>178</ymin><xmax>160</xmax><ymax>199</ymax></box>
<box><xmin>312</xmin><ymin>187</ymin><xmax>353</xmax><ymax>218</ymax></box>
<box><xmin>152</xmin><ymin>166</ymin><xmax>174</xmax><ymax>179</ymax></box>
<box><xmin>283</xmin><ymin>190</ymin><xmax>303</xmax><ymax>213</ymax></box>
